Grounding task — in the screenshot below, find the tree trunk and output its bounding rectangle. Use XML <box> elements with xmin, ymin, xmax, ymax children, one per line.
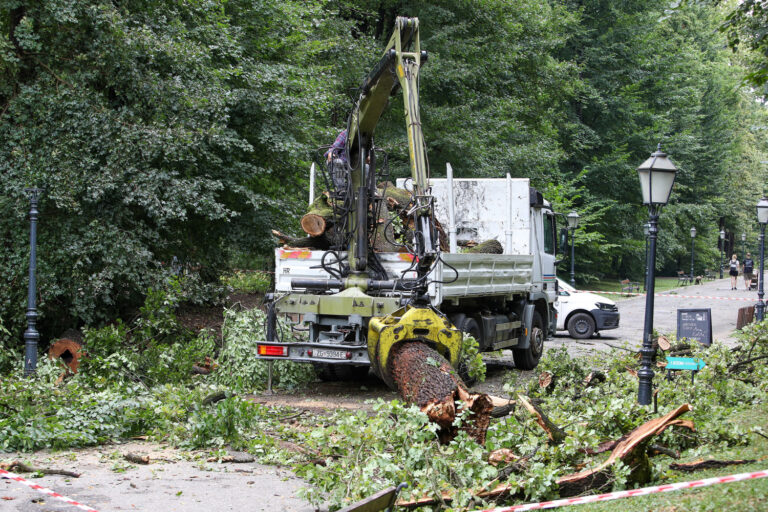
<box><xmin>301</xmin><ymin>196</ymin><xmax>335</xmax><ymax>236</ymax></box>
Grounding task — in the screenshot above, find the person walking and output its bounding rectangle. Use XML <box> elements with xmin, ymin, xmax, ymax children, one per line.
<box><xmin>729</xmin><ymin>253</ymin><xmax>740</xmax><ymax>290</ymax></box>
<box><xmin>743</xmin><ymin>252</ymin><xmax>755</xmax><ymax>290</ymax></box>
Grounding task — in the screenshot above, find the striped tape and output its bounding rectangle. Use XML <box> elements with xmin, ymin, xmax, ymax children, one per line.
<box><xmin>470</xmin><ymin>469</ymin><xmax>768</xmax><ymax>512</ymax></box>
<box><xmin>575</xmin><ymin>290</ymin><xmax>757</xmax><ymax>301</ymax></box>
<box><xmin>0</xmin><ymin>469</ymin><xmax>99</xmax><ymax>512</ymax></box>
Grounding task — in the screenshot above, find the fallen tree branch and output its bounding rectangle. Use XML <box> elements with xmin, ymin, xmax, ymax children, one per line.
<box><xmin>0</xmin><ymin>460</ymin><xmax>81</xmax><ymax>478</ymax></box>
<box><xmin>124</xmin><ymin>453</ymin><xmax>151</xmax><ymax>465</ymax></box>
<box><xmin>670</xmin><ymin>459</ymin><xmax>756</xmax><ymax>472</ymax></box>
<box><xmin>518</xmin><ymin>394</ymin><xmax>566</xmax><ymax>445</ymax></box>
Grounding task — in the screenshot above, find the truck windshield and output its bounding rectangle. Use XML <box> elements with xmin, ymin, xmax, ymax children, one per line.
<box><xmin>543</xmin><ymin>213</ymin><xmax>555</xmax><ymax>255</ymax></box>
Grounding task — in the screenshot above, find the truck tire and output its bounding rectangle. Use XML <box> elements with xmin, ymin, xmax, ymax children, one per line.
<box><xmin>313</xmin><ymin>363</ymin><xmax>369</xmax><ymax>381</ymax></box>
<box><xmin>456</xmin><ymin>317</ymin><xmax>482</xmax><ymax>386</ymax></box>
<box><xmin>567</xmin><ymin>312</ymin><xmax>595</xmax><ymax>339</ymax></box>
<box><xmin>513</xmin><ymin>311</ymin><xmax>544</xmax><ymax>370</ymax></box>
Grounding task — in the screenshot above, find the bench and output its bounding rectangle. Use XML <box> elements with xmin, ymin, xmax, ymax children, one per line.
<box><xmin>704</xmin><ymin>268</ymin><xmax>715</xmax><ymax>280</ymax></box>
<box><xmin>620</xmin><ymin>279</ymin><xmax>640</xmax><ymax>295</ymax></box>
<box><xmin>677</xmin><ymin>270</ymin><xmax>691</xmax><ymax>286</ymax></box>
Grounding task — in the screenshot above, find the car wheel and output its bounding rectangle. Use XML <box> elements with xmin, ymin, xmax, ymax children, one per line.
<box><xmin>567</xmin><ymin>312</ymin><xmax>595</xmax><ymax>339</ymax></box>
<box><xmin>513</xmin><ymin>311</ymin><xmax>544</xmax><ymax>370</ymax></box>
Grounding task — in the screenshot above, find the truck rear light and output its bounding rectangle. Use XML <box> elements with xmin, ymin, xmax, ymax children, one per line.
<box><xmin>346</xmin><ymin>352</ymin><xmax>352</xmax><ymax>359</ymax></box>
<box><xmin>258</xmin><ymin>345</ymin><xmax>288</xmax><ymax>357</ymax></box>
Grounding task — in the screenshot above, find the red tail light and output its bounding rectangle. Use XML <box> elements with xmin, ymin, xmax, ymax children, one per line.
<box><xmin>258</xmin><ymin>345</ymin><xmax>288</xmax><ymax>357</ymax></box>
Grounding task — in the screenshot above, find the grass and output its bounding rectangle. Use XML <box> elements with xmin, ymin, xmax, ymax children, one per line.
<box><xmin>580</xmin><ymin>277</ymin><xmax>691</xmax><ymax>301</ymax></box>
<box><xmin>578</xmin><ymin>403</ymin><xmax>768</xmax><ymax>512</ymax></box>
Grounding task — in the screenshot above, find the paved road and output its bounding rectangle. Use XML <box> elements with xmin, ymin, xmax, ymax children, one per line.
<box><xmin>547</xmin><ymin>274</ymin><xmax>761</xmax><ymax>355</ymax></box>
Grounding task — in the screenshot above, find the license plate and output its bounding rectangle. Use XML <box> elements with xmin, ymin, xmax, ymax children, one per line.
<box><xmin>313</xmin><ymin>349</ymin><xmax>347</xmax><ymax>360</ymax></box>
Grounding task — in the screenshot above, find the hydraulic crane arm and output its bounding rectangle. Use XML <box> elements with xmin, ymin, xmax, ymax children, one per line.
<box><xmin>346</xmin><ymin>17</ymin><xmax>436</xmax><ymax>277</ymax></box>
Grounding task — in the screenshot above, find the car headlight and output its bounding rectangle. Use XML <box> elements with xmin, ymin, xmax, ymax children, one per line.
<box><xmin>596</xmin><ymin>302</ymin><xmax>617</xmax><ymax>311</ymax></box>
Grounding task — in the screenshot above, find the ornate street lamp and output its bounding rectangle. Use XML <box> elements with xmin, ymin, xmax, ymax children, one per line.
<box><xmin>690</xmin><ymin>227</ymin><xmax>696</xmax><ymax>282</ymax></box>
<box><xmin>23</xmin><ymin>188</ymin><xmax>44</xmax><ymax>376</ymax></box>
<box><xmin>756</xmin><ymin>198</ymin><xmax>768</xmax><ymax>321</ymax></box>
<box><xmin>636</xmin><ymin>144</ymin><xmax>677</xmax><ymax>406</ymax></box>
<box><xmin>742</xmin><ymin>232</ymin><xmax>746</xmax><ymax>258</ymax></box>
<box><xmin>567</xmin><ymin>211</ymin><xmax>580</xmax><ymax>287</ymax></box>
<box><xmin>643</xmin><ymin>222</ymin><xmax>650</xmax><ymax>292</ymax></box>
<box><xmin>720</xmin><ymin>229</ymin><xmax>726</xmax><ymax>279</ymax></box>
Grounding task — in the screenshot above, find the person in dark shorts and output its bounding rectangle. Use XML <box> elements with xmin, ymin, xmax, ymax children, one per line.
<box><xmin>729</xmin><ymin>254</ymin><xmax>740</xmax><ymax>290</ymax></box>
<box><xmin>743</xmin><ymin>252</ymin><xmax>754</xmax><ymax>290</ymax></box>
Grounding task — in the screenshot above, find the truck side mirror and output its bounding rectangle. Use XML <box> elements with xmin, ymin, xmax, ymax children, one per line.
<box><xmin>559</xmin><ymin>228</ymin><xmax>568</xmax><ymax>252</ymax></box>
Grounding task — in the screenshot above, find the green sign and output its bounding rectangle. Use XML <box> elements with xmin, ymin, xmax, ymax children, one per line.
<box><xmin>666</xmin><ymin>356</ymin><xmax>706</xmax><ymax>371</ymax></box>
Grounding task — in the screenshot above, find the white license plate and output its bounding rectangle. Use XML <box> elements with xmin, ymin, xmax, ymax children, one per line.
<box><xmin>313</xmin><ymin>349</ymin><xmax>347</xmax><ymax>360</ymax></box>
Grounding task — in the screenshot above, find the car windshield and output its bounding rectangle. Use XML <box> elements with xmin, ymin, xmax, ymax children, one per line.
<box><xmin>557</xmin><ymin>279</ymin><xmax>574</xmax><ymax>293</ymax></box>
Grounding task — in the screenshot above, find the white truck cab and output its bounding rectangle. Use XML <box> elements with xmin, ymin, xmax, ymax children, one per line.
<box><xmin>555</xmin><ymin>278</ymin><xmax>619</xmax><ymax>339</ymax></box>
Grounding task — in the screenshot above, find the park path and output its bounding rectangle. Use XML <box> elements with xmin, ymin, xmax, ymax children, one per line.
<box><xmin>548</xmin><ymin>273</ymin><xmax>762</xmax><ymax>355</ymax></box>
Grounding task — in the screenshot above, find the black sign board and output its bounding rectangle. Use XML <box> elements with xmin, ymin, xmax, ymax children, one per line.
<box><xmin>676</xmin><ymin>308</ymin><xmax>712</xmax><ymax>347</ymax></box>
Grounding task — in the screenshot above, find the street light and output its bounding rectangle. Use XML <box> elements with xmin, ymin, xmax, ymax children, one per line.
<box><xmin>720</xmin><ymin>229</ymin><xmax>726</xmax><ymax>279</ymax></box>
<box><xmin>567</xmin><ymin>211</ymin><xmax>580</xmax><ymax>287</ymax></box>
<box><xmin>636</xmin><ymin>143</ymin><xmax>677</xmax><ymax>406</ymax></box>
<box><xmin>643</xmin><ymin>222</ymin><xmax>651</xmax><ymax>292</ymax></box>
<box><xmin>23</xmin><ymin>188</ymin><xmax>43</xmax><ymax>376</ymax></box>
<box><xmin>756</xmin><ymin>197</ymin><xmax>768</xmax><ymax>321</ymax></box>
<box><xmin>690</xmin><ymin>227</ymin><xmax>696</xmax><ymax>282</ymax></box>
<box><xmin>742</xmin><ymin>232</ymin><xmax>747</xmax><ymax>258</ymax></box>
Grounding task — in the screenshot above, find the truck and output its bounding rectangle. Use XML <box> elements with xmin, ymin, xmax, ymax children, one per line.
<box><xmin>254</xmin><ymin>17</ymin><xmax>558</xmax><ymax>389</ymax></box>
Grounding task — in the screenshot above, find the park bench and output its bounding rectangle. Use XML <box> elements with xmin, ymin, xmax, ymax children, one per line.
<box><xmin>620</xmin><ymin>279</ymin><xmax>640</xmax><ymax>295</ymax></box>
<box><xmin>676</xmin><ymin>270</ymin><xmax>691</xmax><ymax>286</ymax></box>
<box><xmin>704</xmin><ymin>268</ymin><xmax>715</xmax><ymax>280</ymax></box>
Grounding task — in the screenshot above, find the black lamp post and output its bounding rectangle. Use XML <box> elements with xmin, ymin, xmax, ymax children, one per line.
<box><xmin>756</xmin><ymin>197</ymin><xmax>768</xmax><ymax>322</ymax></box>
<box><xmin>636</xmin><ymin>144</ymin><xmax>677</xmax><ymax>406</ymax></box>
<box><xmin>643</xmin><ymin>222</ymin><xmax>650</xmax><ymax>292</ymax></box>
<box><xmin>719</xmin><ymin>229</ymin><xmax>726</xmax><ymax>279</ymax></box>
<box><xmin>567</xmin><ymin>211</ymin><xmax>580</xmax><ymax>287</ymax></box>
<box><xmin>690</xmin><ymin>227</ymin><xmax>696</xmax><ymax>281</ymax></box>
<box><xmin>23</xmin><ymin>188</ymin><xmax>43</xmax><ymax>376</ymax></box>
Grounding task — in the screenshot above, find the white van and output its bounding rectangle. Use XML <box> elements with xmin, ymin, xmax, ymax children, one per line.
<box><xmin>555</xmin><ymin>279</ymin><xmax>619</xmax><ymax>339</ymax></box>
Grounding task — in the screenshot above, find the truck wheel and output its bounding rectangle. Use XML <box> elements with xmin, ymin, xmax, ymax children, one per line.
<box><xmin>513</xmin><ymin>311</ymin><xmax>544</xmax><ymax>370</ymax></box>
<box><xmin>567</xmin><ymin>312</ymin><xmax>595</xmax><ymax>339</ymax></box>
<box><xmin>313</xmin><ymin>363</ymin><xmax>369</xmax><ymax>381</ymax></box>
<box><xmin>456</xmin><ymin>317</ymin><xmax>482</xmax><ymax>386</ymax></box>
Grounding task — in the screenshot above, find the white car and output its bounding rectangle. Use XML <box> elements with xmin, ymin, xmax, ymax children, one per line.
<box><xmin>555</xmin><ymin>279</ymin><xmax>620</xmax><ymax>339</ymax></box>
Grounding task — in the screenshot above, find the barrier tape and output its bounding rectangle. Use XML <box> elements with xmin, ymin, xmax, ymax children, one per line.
<box><xmin>470</xmin><ymin>469</ymin><xmax>768</xmax><ymax>512</ymax></box>
<box><xmin>0</xmin><ymin>469</ymin><xmax>100</xmax><ymax>512</ymax></box>
<box><xmin>575</xmin><ymin>290</ymin><xmax>757</xmax><ymax>301</ymax></box>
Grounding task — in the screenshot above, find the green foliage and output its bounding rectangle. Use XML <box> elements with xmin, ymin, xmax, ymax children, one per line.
<box><xmin>460</xmin><ymin>334</ymin><xmax>486</xmax><ymax>383</ymax></box>
<box><xmin>216</xmin><ymin>307</ymin><xmax>315</xmax><ymax>392</ymax></box>
<box><xmin>222</xmin><ymin>270</ymin><xmax>272</xmax><ymax>295</ymax></box>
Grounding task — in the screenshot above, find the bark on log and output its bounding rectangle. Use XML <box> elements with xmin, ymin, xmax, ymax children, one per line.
<box><xmin>0</xmin><ymin>461</ymin><xmax>81</xmax><ymax>478</ymax></box>
<box><xmin>124</xmin><ymin>453</ymin><xmax>151</xmax><ymax>465</ymax></box>
<box><xmin>48</xmin><ymin>338</ymin><xmax>84</xmax><ymax>374</ymax></box>
<box><xmin>583</xmin><ymin>371</ymin><xmax>606</xmax><ymax>388</ymax></box>
<box><xmin>389</xmin><ymin>342</ymin><xmax>493</xmax><ymax>445</ymax></box>
<box><xmin>556</xmin><ymin>403</ymin><xmax>692</xmax><ymax>497</ymax></box>
<box><xmin>465</xmin><ymin>239</ymin><xmax>503</xmax><ymax>254</ymax></box>
<box><xmin>376</xmin><ymin>183</ymin><xmax>413</xmax><ymax>210</ymax></box>
<box><xmin>518</xmin><ymin>395</ymin><xmax>566</xmax><ymax>445</ymax></box>
<box><xmin>271</xmin><ymin>230</ymin><xmax>330</xmax><ymax>250</ymax></box>
<box><xmin>670</xmin><ymin>459</ymin><xmax>755</xmax><ymax>472</ymax></box>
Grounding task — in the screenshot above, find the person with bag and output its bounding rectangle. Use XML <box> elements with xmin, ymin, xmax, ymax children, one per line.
<box><xmin>743</xmin><ymin>252</ymin><xmax>755</xmax><ymax>290</ymax></box>
<box><xmin>729</xmin><ymin>254</ymin><xmax>740</xmax><ymax>290</ymax></box>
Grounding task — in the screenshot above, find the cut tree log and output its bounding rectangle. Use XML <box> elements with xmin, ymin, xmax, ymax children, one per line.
<box><xmin>271</xmin><ymin>230</ymin><xmax>330</xmax><ymax>250</ymax></box>
<box><xmin>301</xmin><ymin>196</ymin><xmax>335</xmax><ymax>236</ymax></box>
<box><xmin>465</xmin><ymin>239</ymin><xmax>503</xmax><ymax>254</ymax></box>
<box><xmin>583</xmin><ymin>371</ymin><xmax>606</xmax><ymax>388</ymax></box>
<box><xmin>389</xmin><ymin>342</ymin><xmax>493</xmax><ymax>445</ymax></box>
<box><xmin>538</xmin><ymin>371</ymin><xmax>555</xmax><ymax>392</ymax></box>
<box><xmin>124</xmin><ymin>453</ymin><xmax>151</xmax><ymax>465</ymax></box>
<box><xmin>518</xmin><ymin>395</ymin><xmax>566</xmax><ymax>445</ymax></box>
<box><xmin>556</xmin><ymin>403</ymin><xmax>693</xmax><ymax>497</ymax></box>
<box><xmin>670</xmin><ymin>459</ymin><xmax>756</xmax><ymax>472</ymax></box>
<box><xmin>48</xmin><ymin>338</ymin><xmax>85</xmax><ymax>374</ymax></box>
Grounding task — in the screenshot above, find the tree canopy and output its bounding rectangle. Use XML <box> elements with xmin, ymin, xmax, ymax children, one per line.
<box><xmin>1</xmin><ymin>0</ymin><xmax>767</xmax><ymax>337</ymax></box>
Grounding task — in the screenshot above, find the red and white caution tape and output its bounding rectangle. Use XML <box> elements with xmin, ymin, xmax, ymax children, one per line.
<box><xmin>0</xmin><ymin>469</ymin><xmax>100</xmax><ymax>512</ymax></box>
<box><xmin>470</xmin><ymin>469</ymin><xmax>768</xmax><ymax>512</ymax></box>
<box><xmin>575</xmin><ymin>290</ymin><xmax>757</xmax><ymax>301</ymax></box>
